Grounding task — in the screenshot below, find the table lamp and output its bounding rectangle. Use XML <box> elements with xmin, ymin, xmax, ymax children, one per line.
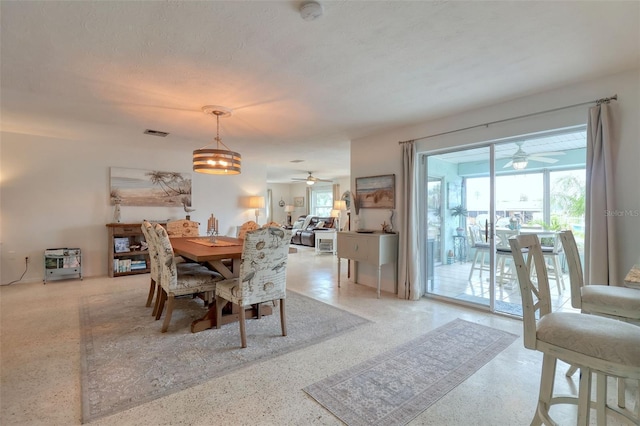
<box><xmin>249</xmin><ymin>196</ymin><xmax>265</xmax><ymax>224</ymax></box>
<box><xmin>333</xmin><ymin>200</ymin><xmax>347</xmax><ymax>231</ymax></box>
<box><xmin>284</xmin><ymin>204</ymin><xmax>295</xmax><ymax>226</ymax></box>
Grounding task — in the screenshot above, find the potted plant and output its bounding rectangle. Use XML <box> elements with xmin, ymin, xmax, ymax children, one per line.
<box><xmin>450</xmin><ymin>204</ymin><xmax>468</xmax><ymax>236</ymax></box>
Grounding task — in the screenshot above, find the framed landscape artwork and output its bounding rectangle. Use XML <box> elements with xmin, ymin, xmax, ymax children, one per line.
<box><xmin>110</xmin><ymin>167</ymin><xmax>192</xmax><ymax>207</ymax></box>
<box><xmin>294</xmin><ymin>197</ymin><xmax>305</xmax><ymax>208</ymax></box>
<box><xmin>356</xmin><ymin>174</ymin><xmax>395</xmax><ymax>209</ymax></box>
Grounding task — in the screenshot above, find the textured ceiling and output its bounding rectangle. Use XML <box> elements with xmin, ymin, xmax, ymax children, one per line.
<box><xmin>1</xmin><ymin>1</ymin><xmax>638</xmax><ymax>182</ymax></box>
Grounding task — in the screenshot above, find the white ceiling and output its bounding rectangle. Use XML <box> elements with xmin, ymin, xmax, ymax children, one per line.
<box><xmin>1</xmin><ymin>1</ymin><xmax>638</xmax><ymax>183</ymax></box>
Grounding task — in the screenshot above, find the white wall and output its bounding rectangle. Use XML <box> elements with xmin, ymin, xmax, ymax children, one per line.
<box><xmin>351</xmin><ymin>68</ymin><xmax>640</xmax><ymax>294</ymax></box>
<box><xmin>0</xmin><ymin>128</ymin><xmax>267</xmax><ymax>284</ymax></box>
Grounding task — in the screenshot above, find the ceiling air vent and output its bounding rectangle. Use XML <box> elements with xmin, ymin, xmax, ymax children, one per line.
<box><xmin>144</xmin><ymin>129</ymin><xmax>169</xmax><ymax>137</ymax></box>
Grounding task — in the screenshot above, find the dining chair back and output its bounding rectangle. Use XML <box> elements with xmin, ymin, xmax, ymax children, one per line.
<box><xmin>215</xmin><ymin>226</ymin><xmax>293</xmax><ymax>348</ymax></box>
<box><xmin>468</xmin><ymin>224</ymin><xmax>490</xmax><ymax>281</ymax></box>
<box><xmin>237</xmin><ymin>220</ymin><xmax>259</xmax><ymax>239</ymax></box>
<box><xmin>495</xmin><ymin>228</ymin><xmax>519</xmax><ymax>287</ymax></box>
<box><xmin>539</xmin><ymin>231</ymin><xmax>566</xmax><ymax>294</ymax></box>
<box><xmin>154</xmin><ymin>223</ymin><xmax>221</xmax><ymax>332</ymax></box>
<box><xmin>141</xmin><ymin>220</ymin><xmax>161</xmax><ymax>308</ymax></box>
<box><xmin>166</xmin><ymin>219</ymin><xmax>200</xmax><ymax>237</ymax></box>
<box><xmin>510</xmin><ymin>233</ymin><xmax>640</xmax><ymax>425</ymax></box>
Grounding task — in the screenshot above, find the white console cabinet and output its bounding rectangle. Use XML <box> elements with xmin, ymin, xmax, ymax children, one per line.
<box><xmin>336</xmin><ymin>231</ymin><xmax>398</xmax><ymax>298</ymax></box>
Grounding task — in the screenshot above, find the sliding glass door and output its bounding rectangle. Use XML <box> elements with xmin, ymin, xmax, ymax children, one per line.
<box><xmin>425</xmin><ymin>146</ymin><xmax>493</xmax><ymax>307</ymax></box>
<box><xmin>422</xmin><ymin>128</ymin><xmax>587</xmax><ymax>316</ymax></box>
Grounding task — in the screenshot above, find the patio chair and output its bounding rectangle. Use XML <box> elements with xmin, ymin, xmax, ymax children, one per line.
<box><xmin>467</xmin><ymin>224</ymin><xmax>490</xmax><ymax>281</ymax></box>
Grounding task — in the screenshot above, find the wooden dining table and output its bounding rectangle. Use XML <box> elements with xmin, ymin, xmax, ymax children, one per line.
<box><xmin>169</xmin><ymin>236</ymin><xmax>273</xmax><ymax>333</ymax></box>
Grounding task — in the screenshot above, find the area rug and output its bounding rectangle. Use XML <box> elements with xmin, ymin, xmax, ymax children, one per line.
<box><xmin>303</xmin><ymin>318</ymin><xmax>518</xmax><ymax>426</ymax></box>
<box><xmin>80</xmin><ymin>290</ymin><xmax>370</xmax><ymax>423</ymax></box>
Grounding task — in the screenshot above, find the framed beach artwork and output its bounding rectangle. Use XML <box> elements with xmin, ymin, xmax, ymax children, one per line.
<box><xmin>109</xmin><ymin>167</ymin><xmax>192</xmax><ymax>207</ymax></box>
<box><xmin>355</xmin><ymin>174</ymin><xmax>395</xmax><ymax>209</ymax></box>
<box><xmin>294</xmin><ymin>196</ymin><xmax>305</xmax><ymax>208</ymax></box>
<box><xmin>113</xmin><ymin>237</ymin><xmax>130</xmax><ymax>253</ymax></box>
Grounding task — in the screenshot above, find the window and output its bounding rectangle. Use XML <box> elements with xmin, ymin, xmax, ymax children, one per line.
<box><xmin>311</xmin><ymin>186</ymin><xmax>333</xmax><ymax>216</ymax></box>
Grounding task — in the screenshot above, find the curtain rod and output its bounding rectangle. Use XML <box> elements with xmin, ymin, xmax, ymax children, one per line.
<box><xmin>398</xmin><ymin>94</ymin><xmax>617</xmax><ymax>144</ymax></box>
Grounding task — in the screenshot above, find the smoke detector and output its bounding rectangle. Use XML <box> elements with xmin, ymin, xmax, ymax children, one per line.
<box><xmin>300</xmin><ymin>1</ymin><xmax>323</xmax><ymax>21</ymax></box>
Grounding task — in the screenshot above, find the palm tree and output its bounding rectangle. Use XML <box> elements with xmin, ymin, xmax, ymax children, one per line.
<box><xmin>551</xmin><ymin>174</ymin><xmax>585</xmax><ymax>218</ymax></box>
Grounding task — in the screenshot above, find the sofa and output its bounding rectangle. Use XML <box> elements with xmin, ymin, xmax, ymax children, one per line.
<box><xmin>290</xmin><ymin>216</ymin><xmax>336</xmax><ymax>247</ymax></box>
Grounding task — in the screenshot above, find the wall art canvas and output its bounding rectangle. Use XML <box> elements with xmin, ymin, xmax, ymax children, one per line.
<box><xmin>356</xmin><ymin>174</ymin><xmax>395</xmax><ymax>209</ymax></box>
<box><xmin>110</xmin><ymin>167</ymin><xmax>192</xmax><ymax>207</ymax></box>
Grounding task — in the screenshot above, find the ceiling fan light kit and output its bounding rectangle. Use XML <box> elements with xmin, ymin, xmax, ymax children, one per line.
<box><xmin>193</xmin><ymin>106</ymin><xmax>242</xmax><ymax>175</ymax></box>
<box><xmin>504</xmin><ymin>141</ymin><xmax>564</xmax><ymax>171</ymax></box>
<box><xmin>292</xmin><ymin>171</ymin><xmax>332</xmax><ymax>185</ymax></box>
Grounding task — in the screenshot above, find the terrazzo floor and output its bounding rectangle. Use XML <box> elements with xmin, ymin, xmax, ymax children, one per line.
<box><xmin>1</xmin><ymin>246</ymin><xmax>636</xmax><ymax>425</ymax></box>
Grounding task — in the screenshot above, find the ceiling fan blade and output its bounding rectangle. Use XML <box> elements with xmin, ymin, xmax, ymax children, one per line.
<box><xmin>503</xmin><ymin>160</ymin><xmax>513</xmax><ymax>168</ymax></box>
<box><xmin>528</xmin><ymin>156</ymin><xmax>559</xmax><ymax>163</ymax></box>
<box><xmin>535</xmin><ymin>151</ymin><xmax>565</xmax><ymax>156</ymax></box>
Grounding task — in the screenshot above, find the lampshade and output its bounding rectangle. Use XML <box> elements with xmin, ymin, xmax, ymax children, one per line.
<box><xmin>193</xmin><ymin>106</ymin><xmax>241</xmax><ymax>175</ymax></box>
<box><xmin>284</xmin><ymin>205</ymin><xmax>295</xmax><ymax>213</ymax></box>
<box><xmin>249</xmin><ymin>196</ymin><xmax>265</xmax><ymax>209</ymax></box>
<box><xmin>330</xmin><ymin>209</ymin><xmax>340</xmax><ymax>218</ymax></box>
<box><xmin>512</xmin><ymin>159</ymin><xmax>528</xmax><ymax>170</ymax></box>
<box><xmin>333</xmin><ymin>200</ymin><xmax>347</xmax><ymax>211</ymax></box>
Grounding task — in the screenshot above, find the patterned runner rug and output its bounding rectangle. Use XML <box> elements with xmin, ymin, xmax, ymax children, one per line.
<box><xmin>80</xmin><ymin>290</ymin><xmax>370</xmax><ymax>423</ymax></box>
<box><xmin>304</xmin><ymin>318</ymin><xmax>518</xmax><ymax>426</ymax></box>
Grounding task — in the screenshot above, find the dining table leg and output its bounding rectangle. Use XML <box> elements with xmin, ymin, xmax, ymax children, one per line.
<box><xmin>189</xmin><ymin>258</ymin><xmax>273</xmax><ymax>333</ymax></box>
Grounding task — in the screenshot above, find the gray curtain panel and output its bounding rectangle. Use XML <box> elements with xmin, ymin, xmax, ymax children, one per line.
<box><xmin>399</xmin><ymin>141</ymin><xmax>422</xmax><ymax>300</ymax></box>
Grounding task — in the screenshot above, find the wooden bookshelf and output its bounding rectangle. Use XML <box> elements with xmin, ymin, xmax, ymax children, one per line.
<box><xmin>106</xmin><ymin>222</ymin><xmax>165</xmax><ymax>278</ymax></box>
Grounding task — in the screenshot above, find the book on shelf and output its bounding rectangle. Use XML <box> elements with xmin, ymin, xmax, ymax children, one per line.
<box><xmin>116</xmin><ymin>259</ymin><xmax>132</xmax><ymax>273</ymax></box>
<box><xmin>130</xmin><ymin>260</ymin><xmax>147</xmax><ymax>270</ymax></box>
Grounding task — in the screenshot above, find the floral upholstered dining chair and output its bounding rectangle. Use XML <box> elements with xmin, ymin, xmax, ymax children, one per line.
<box><xmin>153</xmin><ymin>223</ymin><xmax>222</xmax><ymax>332</ymax></box>
<box><xmin>215</xmin><ymin>226</ymin><xmax>293</xmax><ymax>348</ymax></box>
<box><xmin>141</xmin><ymin>220</ymin><xmax>161</xmax><ymax>309</ymax></box>
<box><xmin>166</xmin><ymin>219</ymin><xmax>200</xmax><ymax>237</ymax></box>
<box><xmin>237</xmin><ymin>220</ymin><xmax>259</xmax><ymax>239</ymax></box>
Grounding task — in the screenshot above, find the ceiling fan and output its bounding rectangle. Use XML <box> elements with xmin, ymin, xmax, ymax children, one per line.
<box><xmin>291</xmin><ymin>171</ymin><xmax>332</xmax><ymax>186</ymax></box>
<box><xmin>503</xmin><ymin>142</ymin><xmax>565</xmax><ymax>170</ymax></box>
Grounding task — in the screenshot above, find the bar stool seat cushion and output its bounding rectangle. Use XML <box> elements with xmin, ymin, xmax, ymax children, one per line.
<box><xmin>581</xmin><ymin>286</ymin><xmax>640</xmax><ymax>320</ymax></box>
<box><xmin>537</xmin><ymin>312</ymin><xmax>640</xmax><ymax>366</ymax></box>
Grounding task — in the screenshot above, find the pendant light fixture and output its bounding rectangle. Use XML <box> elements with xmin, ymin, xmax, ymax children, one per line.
<box><xmin>193</xmin><ymin>106</ymin><xmax>242</xmax><ymax>175</ymax></box>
